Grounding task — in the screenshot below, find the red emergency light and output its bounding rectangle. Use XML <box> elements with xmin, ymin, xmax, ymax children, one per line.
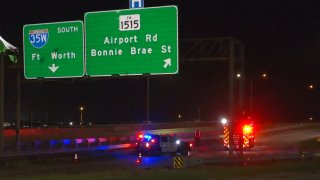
<box><xmin>243</xmin><ymin>124</ymin><xmax>253</xmax><ymax>134</ymax></box>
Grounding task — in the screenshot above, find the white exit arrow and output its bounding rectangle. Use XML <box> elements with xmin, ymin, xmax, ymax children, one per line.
<box><xmin>48</xmin><ymin>64</ymin><xmax>59</xmax><ymax>73</ymax></box>
<box><xmin>163</xmin><ymin>58</ymin><xmax>171</xmax><ymax>68</ymax></box>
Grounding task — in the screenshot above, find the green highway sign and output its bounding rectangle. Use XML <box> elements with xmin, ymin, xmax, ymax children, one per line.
<box><xmin>23</xmin><ymin>21</ymin><xmax>84</xmax><ymax>79</ymax></box>
<box><xmin>85</xmin><ymin>6</ymin><xmax>178</xmax><ymax>76</ymax></box>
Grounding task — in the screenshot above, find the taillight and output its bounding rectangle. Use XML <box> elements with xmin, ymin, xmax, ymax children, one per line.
<box><xmin>189</xmin><ymin>143</ymin><xmax>193</xmax><ymax>148</ymax></box>
<box><xmin>136</xmin><ymin>157</ymin><xmax>142</xmax><ymax>164</ymax></box>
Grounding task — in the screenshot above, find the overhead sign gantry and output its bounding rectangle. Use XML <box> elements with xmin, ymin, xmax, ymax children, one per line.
<box><xmin>23</xmin><ymin>6</ymin><xmax>178</xmax><ymax>78</ymax></box>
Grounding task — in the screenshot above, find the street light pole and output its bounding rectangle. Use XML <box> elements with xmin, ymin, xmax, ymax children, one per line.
<box><xmin>80</xmin><ymin>107</ymin><xmax>84</xmax><ymax>126</ymax></box>
<box><xmin>250</xmin><ymin>73</ymin><xmax>267</xmax><ymax>117</ymax></box>
<box><xmin>250</xmin><ymin>80</ymin><xmax>253</xmax><ymax>116</ymax></box>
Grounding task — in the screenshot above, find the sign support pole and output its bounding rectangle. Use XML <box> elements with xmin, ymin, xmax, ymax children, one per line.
<box><xmin>0</xmin><ymin>53</ymin><xmax>4</xmax><ymax>156</ymax></box>
<box><xmin>147</xmin><ymin>76</ymin><xmax>150</xmax><ymax>122</ymax></box>
<box><xmin>228</xmin><ymin>38</ymin><xmax>235</xmax><ymax>155</ymax></box>
<box><xmin>16</xmin><ymin>68</ymin><xmax>21</xmax><ymax>152</ymax></box>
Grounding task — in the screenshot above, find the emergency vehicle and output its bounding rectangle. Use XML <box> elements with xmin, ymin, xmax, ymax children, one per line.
<box><xmin>136</xmin><ymin>134</ymin><xmax>192</xmax><ymax>156</ymax></box>
<box><xmin>223</xmin><ymin>118</ymin><xmax>255</xmax><ymax>150</ymax></box>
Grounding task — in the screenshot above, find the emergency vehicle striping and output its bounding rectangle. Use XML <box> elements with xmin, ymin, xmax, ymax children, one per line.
<box><xmin>223</xmin><ymin>126</ymin><xmax>229</xmax><ymax>147</ymax></box>
<box><xmin>243</xmin><ymin>135</ymin><xmax>250</xmax><ymax>148</ymax></box>
<box><xmin>174</xmin><ymin>157</ymin><xmax>184</xmax><ymax>168</ymax></box>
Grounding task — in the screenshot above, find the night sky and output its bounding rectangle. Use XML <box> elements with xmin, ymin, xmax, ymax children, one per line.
<box><xmin>1</xmin><ymin>0</ymin><xmax>320</xmax><ymax>125</ymax></box>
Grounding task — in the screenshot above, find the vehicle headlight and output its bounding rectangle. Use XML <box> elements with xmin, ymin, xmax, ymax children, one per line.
<box><xmin>145</xmin><ymin>142</ymin><xmax>150</xmax><ymax>148</ymax></box>
<box><xmin>175</xmin><ymin>140</ymin><xmax>180</xmax><ymax>145</ymax></box>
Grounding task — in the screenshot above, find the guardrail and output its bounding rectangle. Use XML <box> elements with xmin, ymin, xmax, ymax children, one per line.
<box><xmin>4</xmin><ymin>122</ymin><xmax>313</xmax><ymax>157</ymax></box>
<box><xmin>1</xmin><ymin>122</ymin><xmax>220</xmax><ymax>157</ymax></box>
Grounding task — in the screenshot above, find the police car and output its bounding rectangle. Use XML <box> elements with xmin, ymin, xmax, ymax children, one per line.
<box><xmin>136</xmin><ymin>134</ymin><xmax>192</xmax><ymax>156</ymax></box>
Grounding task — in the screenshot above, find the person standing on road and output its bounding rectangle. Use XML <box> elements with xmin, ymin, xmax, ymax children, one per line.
<box><xmin>194</xmin><ymin>129</ymin><xmax>201</xmax><ymax>146</ymax></box>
